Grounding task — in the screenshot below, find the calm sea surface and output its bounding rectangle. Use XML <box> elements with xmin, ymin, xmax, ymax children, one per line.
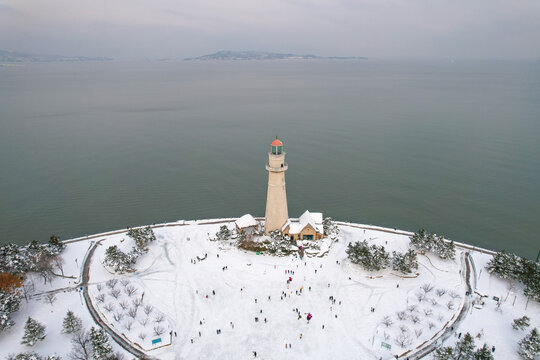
<box><xmin>1</xmin><ymin>60</ymin><xmax>539</xmax><ymax>257</ymax></box>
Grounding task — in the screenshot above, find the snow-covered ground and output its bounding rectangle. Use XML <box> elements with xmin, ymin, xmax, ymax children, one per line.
<box><xmin>1</xmin><ymin>220</ymin><xmax>538</xmax><ymax>359</ymax></box>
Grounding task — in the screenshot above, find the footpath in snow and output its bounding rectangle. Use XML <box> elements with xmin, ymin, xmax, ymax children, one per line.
<box><xmin>1</xmin><ymin>220</ymin><xmax>538</xmax><ymax>360</ymax></box>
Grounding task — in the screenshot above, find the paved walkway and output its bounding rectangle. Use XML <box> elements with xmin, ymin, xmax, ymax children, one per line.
<box><xmin>404</xmin><ymin>252</ymin><xmax>475</xmax><ymax>359</ymax></box>
<box><xmin>81</xmin><ymin>240</ymin><xmax>154</xmax><ymax>359</ymax></box>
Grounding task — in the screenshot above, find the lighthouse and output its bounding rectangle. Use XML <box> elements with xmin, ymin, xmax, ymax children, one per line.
<box><xmin>264</xmin><ymin>137</ymin><xmax>289</xmax><ymax>234</ymax></box>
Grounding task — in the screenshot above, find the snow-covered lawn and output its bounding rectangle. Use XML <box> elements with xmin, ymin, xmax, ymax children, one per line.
<box><xmin>1</xmin><ymin>220</ymin><xmax>538</xmax><ymax>360</ymax></box>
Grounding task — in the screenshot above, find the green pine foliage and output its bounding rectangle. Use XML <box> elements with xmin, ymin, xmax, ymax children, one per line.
<box><xmin>513</xmin><ymin>316</ymin><xmax>531</xmax><ymax>331</ymax></box>
<box><xmin>215</xmin><ymin>225</ymin><xmax>232</xmax><ymax>241</ymax></box>
<box><xmin>391</xmin><ymin>249</ymin><xmax>418</xmax><ymax>274</ymax></box>
<box><xmin>47</xmin><ymin>235</ymin><xmax>66</xmax><ymax>255</ymax></box>
<box><xmin>487</xmin><ymin>252</ymin><xmax>540</xmax><ymax>302</ymax></box>
<box><xmin>322</xmin><ymin>217</ymin><xmax>339</xmax><ymax>238</ymax></box>
<box><xmin>409</xmin><ymin>230</ymin><xmax>456</xmax><ymax>260</ymax></box>
<box><xmin>346</xmin><ymin>241</ymin><xmax>390</xmax><ymax>271</ymax></box>
<box><xmin>62</xmin><ymin>310</ymin><xmax>82</xmax><ymax>334</ymax></box>
<box><xmin>454</xmin><ymin>332</ymin><xmax>476</xmax><ymax>360</ymax></box>
<box><xmin>433</xmin><ymin>346</ymin><xmax>454</xmax><ymax>360</ymax></box>
<box><xmin>7</xmin><ymin>352</ymin><xmax>44</xmax><ymax>360</ymax></box>
<box><xmin>473</xmin><ymin>344</ymin><xmax>494</xmax><ymax>360</ymax></box>
<box><xmin>103</xmin><ymin>246</ymin><xmax>135</xmax><ymax>274</ymax></box>
<box><xmin>0</xmin><ymin>287</ymin><xmax>22</xmax><ymax>332</ymax></box>
<box><xmin>90</xmin><ymin>327</ymin><xmax>113</xmax><ymax>360</ymax></box>
<box><xmin>518</xmin><ymin>328</ymin><xmax>540</xmax><ymax>360</ymax></box>
<box><xmin>21</xmin><ymin>317</ymin><xmax>46</xmax><ymax>346</ymax></box>
<box><xmin>127</xmin><ymin>226</ymin><xmax>156</xmax><ymax>256</ymax></box>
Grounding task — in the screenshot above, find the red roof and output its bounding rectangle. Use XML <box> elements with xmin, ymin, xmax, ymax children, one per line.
<box><xmin>271</xmin><ymin>138</ymin><xmax>283</xmax><ymax>146</ymax></box>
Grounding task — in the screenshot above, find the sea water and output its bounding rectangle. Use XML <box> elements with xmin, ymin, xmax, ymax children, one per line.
<box><xmin>1</xmin><ymin>59</ymin><xmax>539</xmax><ymax>258</ymax></box>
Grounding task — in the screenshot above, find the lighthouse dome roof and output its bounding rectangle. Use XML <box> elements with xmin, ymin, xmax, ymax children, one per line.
<box><xmin>271</xmin><ymin>138</ymin><xmax>283</xmax><ymax>146</ymax></box>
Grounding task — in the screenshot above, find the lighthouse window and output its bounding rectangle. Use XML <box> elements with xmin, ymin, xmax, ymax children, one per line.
<box><xmin>271</xmin><ymin>145</ymin><xmax>277</xmax><ymax>154</ymax></box>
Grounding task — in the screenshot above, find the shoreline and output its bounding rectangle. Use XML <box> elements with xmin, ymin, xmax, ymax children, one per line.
<box><xmin>62</xmin><ymin>217</ymin><xmax>498</xmax><ymax>256</ymax></box>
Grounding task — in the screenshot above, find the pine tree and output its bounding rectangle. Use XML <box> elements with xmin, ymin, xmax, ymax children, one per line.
<box><xmin>215</xmin><ymin>225</ymin><xmax>231</xmax><ymax>241</ymax></box>
<box><xmin>90</xmin><ymin>327</ymin><xmax>113</xmax><ymax>360</ymax></box>
<box><xmin>392</xmin><ymin>249</ymin><xmax>418</xmax><ymax>274</ymax></box>
<box><xmin>473</xmin><ymin>344</ymin><xmax>494</xmax><ymax>360</ymax></box>
<box><xmin>8</xmin><ymin>352</ymin><xmax>44</xmax><ymax>360</ymax></box>
<box><xmin>47</xmin><ymin>235</ymin><xmax>66</xmax><ymax>255</ymax></box>
<box><xmin>103</xmin><ymin>246</ymin><xmax>134</xmax><ymax>274</ymax></box>
<box><xmin>513</xmin><ymin>316</ymin><xmax>531</xmax><ymax>331</ymax></box>
<box><xmin>433</xmin><ymin>346</ymin><xmax>454</xmax><ymax>360</ymax></box>
<box><xmin>0</xmin><ymin>287</ymin><xmax>22</xmax><ymax>332</ymax></box>
<box><xmin>62</xmin><ymin>310</ymin><xmax>82</xmax><ymax>334</ymax></box>
<box><xmin>21</xmin><ymin>317</ymin><xmax>46</xmax><ymax>346</ymax></box>
<box><xmin>454</xmin><ymin>332</ymin><xmax>475</xmax><ymax>360</ymax></box>
<box><xmin>518</xmin><ymin>328</ymin><xmax>540</xmax><ymax>360</ymax></box>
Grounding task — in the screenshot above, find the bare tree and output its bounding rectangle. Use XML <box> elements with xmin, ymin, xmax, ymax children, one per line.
<box><xmin>143</xmin><ymin>305</ymin><xmax>153</xmax><ymax>316</ymax></box>
<box><xmin>127</xmin><ymin>307</ymin><xmax>138</xmax><ymax>319</ymax></box>
<box><xmin>53</xmin><ymin>255</ymin><xmax>65</xmax><ymax>277</ymax></box>
<box><xmin>396</xmin><ymin>311</ymin><xmax>407</xmax><ymax>321</ymax></box>
<box><xmin>21</xmin><ymin>283</ymin><xmax>35</xmax><ymax>303</ymax></box>
<box><xmin>96</xmin><ymin>294</ymin><xmax>106</xmax><ymax>303</ymax></box>
<box><xmin>446</xmin><ymin>301</ymin><xmax>455</xmax><ymax>310</ymax></box>
<box><xmin>414</xmin><ymin>328</ymin><xmax>423</xmax><ymax>338</ymax></box>
<box><xmin>437</xmin><ymin>314</ymin><xmax>444</xmax><ymax>322</ymax></box>
<box><xmin>132</xmin><ymin>297</ymin><xmax>143</xmax><ymax>308</ymax></box>
<box><xmin>139</xmin><ymin>318</ymin><xmax>149</xmax><ymax>326</ymax></box>
<box><xmin>436</xmin><ymin>288</ymin><xmax>446</xmax><ymax>297</ymax></box>
<box><xmin>383</xmin><ymin>332</ymin><xmax>390</xmax><ymax>341</ymax></box>
<box><xmin>421</xmin><ymin>283</ymin><xmax>434</xmax><ymax>294</ymax></box>
<box><xmin>428</xmin><ymin>322</ymin><xmax>435</xmax><ymax>330</ymax></box>
<box><xmin>120</xmin><ymin>279</ymin><xmax>130</xmax><ymax>287</ymax></box>
<box><xmin>113</xmin><ymin>311</ymin><xmax>124</xmax><ymax>322</ymax></box>
<box><xmin>395</xmin><ymin>332</ymin><xmax>412</xmax><ymax>347</ymax></box>
<box><xmin>96</xmin><ymin>284</ymin><xmax>103</xmax><ymax>292</ymax></box>
<box><xmin>125</xmin><ymin>285</ymin><xmax>137</xmax><ymax>297</ymax></box>
<box><xmin>125</xmin><ymin>321</ymin><xmax>133</xmax><ymax>331</ymax></box>
<box><xmin>138</xmin><ymin>333</ymin><xmax>147</xmax><ymax>341</ymax></box>
<box><xmin>69</xmin><ymin>329</ymin><xmax>92</xmax><ymax>360</ymax></box>
<box><xmin>39</xmin><ymin>260</ymin><xmax>55</xmax><ymax>284</ymax></box>
<box><xmin>407</xmin><ymin>305</ymin><xmax>418</xmax><ymax>313</ymax></box>
<box><xmin>154</xmin><ymin>314</ymin><xmax>165</xmax><ymax>323</ymax></box>
<box><xmin>119</xmin><ymin>300</ymin><xmax>129</xmax><ymax>310</ymax></box>
<box><xmin>110</xmin><ymin>289</ymin><xmax>121</xmax><ymax>299</ymax></box>
<box><xmin>448</xmin><ymin>291</ymin><xmax>460</xmax><ymax>299</ymax></box>
<box><xmin>103</xmin><ymin>303</ymin><xmax>114</xmax><ymax>313</ymax></box>
<box><xmin>381</xmin><ymin>316</ymin><xmax>393</xmax><ymax>327</ymax></box>
<box><xmin>153</xmin><ymin>324</ymin><xmax>165</xmax><ymax>336</ymax></box>
<box><xmin>416</xmin><ymin>292</ymin><xmax>426</xmax><ymax>303</ymax></box>
<box><xmin>423</xmin><ymin>309</ymin><xmax>433</xmax><ymax>317</ymax></box>
<box><xmin>106</xmin><ymin>279</ymin><xmax>118</xmax><ymax>289</ymax></box>
<box><xmin>410</xmin><ymin>315</ymin><xmax>421</xmax><ymax>324</ymax></box>
<box><xmin>430</xmin><ymin>298</ymin><xmax>438</xmax><ymax>306</ymax></box>
<box><xmin>399</xmin><ymin>325</ymin><xmax>410</xmax><ymax>334</ymax></box>
<box><xmin>44</xmin><ymin>293</ymin><xmax>57</xmax><ymax>306</ymax></box>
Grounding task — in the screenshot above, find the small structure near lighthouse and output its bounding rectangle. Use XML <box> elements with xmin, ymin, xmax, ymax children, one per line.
<box><xmin>264</xmin><ymin>137</ymin><xmax>289</xmax><ymax>233</ymax></box>
<box><xmin>263</xmin><ymin>137</ymin><xmax>324</xmax><ymax>240</ymax></box>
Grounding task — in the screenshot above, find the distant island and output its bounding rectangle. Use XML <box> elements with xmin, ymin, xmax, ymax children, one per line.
<box><xmin>0</xmin><ymin>49</ymin><xmax>113</xmax><ymax>63</ymax></box>
<box><xmin>184</xmin><ymin>50</ymin><xmax>367</xmax><ymax>61</ymax></box>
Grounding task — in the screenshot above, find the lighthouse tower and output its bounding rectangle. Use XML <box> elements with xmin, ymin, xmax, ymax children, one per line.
<box><xmin>264</xmin><ymin>137</ymin><xmax>289</xmax><ymax>234</ymax></box>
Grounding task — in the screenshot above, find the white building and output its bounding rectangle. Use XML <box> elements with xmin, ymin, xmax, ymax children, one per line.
<box><xmin>282</xmin><ymin>210</ymin><xmax>324</xmax><ymax>240</ymax></box>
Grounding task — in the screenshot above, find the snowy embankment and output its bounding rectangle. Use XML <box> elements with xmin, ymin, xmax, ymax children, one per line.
<box><xmin>1</xmin><ymin>219</ymin><xmax>538</xmax><ymax>360</ymax></box>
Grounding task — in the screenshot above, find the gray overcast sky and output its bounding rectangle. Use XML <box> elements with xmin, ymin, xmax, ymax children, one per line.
<box><xmin>0</xmin><ymin>0</ymin><xmax>539</xmax><ymax>59</ymax></box>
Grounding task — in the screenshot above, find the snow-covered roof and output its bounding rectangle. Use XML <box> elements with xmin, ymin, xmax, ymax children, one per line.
<box><xmin>235</xmin><ymin>214</ymin><xmax>259</xmax><ymax>229</ymax></box>
<box><xmin>283</xmin><ymin>210</ymin><xmax>323</xmax><ymax>234</ymax></box>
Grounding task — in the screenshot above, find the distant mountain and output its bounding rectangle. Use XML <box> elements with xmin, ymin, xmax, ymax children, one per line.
<box><xmin>0</xmin><ymin>49</ymin><xmax>112</xmax><ymax>63</ymax></box>
<box><xmin>184</xmin><ymin>50</ymin><xmax>366</xmax><ymax>61</ymax></box>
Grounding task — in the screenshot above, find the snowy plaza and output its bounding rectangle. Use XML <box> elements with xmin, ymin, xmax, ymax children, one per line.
<box><xmin>2</xmin><ymin>219</ymin><xmax>538</xmax><ymax>359</ymax></box>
